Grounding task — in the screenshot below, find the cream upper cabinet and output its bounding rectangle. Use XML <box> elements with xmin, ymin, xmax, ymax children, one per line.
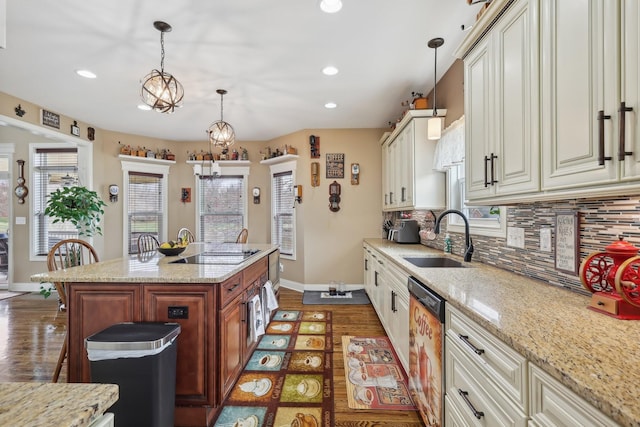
<box><xmin>463</xmin><ymin>0</ymin><xmax>540</xmax><ymax>202</ymax></box>
<box><xmin>541</xmin><ymin>0</ymin><xmax>640</xmax><ymax>190</ymax></box>
<box><xmin>381</xmin><ymin>110</ymin><xmax>445</xmax><ymax>212</ymax></box>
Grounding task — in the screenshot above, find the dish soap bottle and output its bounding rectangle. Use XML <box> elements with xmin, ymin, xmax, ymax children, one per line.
<box><xmin>444</xmin><ymin>233</ymin><xmax>452</xmax><ymax>253</ymax></box>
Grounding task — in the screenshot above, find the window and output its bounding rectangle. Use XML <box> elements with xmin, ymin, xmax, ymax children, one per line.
<box><xmin>121</xmin><ymin>160</ymin><xmax>170</xmax><ymax>255</ymax></box>
<box><xmin>126</xmin><ymin>172</ymin><xmax>162</xmax><ymax>254</ymax></box>
<box><xmin>447</xmin><ymin>163</ymin><xmax>506</xmax><ymax>237</ymax></box>
<box><xmin>198</xmin><ymin>175</ymin><xmax>245</xmax><ymax>243</ymax></box>
<box><xmin>32</xmin><ymin>147</ymin><xmax>78</xmax><ymax>256</ymax></box>
<box><xmin>272</xmin><ymin>171</ymin><xmax>295</xmax><ymax>257</ymax></box>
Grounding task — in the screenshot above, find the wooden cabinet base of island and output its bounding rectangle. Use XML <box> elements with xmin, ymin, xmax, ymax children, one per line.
<box><xmin>66</xmin><ymin>256</ymin><xmax>269</xmax><ymax>427</ymax></box>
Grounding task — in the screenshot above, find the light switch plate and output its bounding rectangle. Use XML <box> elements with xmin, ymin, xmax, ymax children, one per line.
<box><xmin>507</xmin><ymin>227</ymin><xmax>525</xmax><ymax>249</ymax></box>
<box><xmin>15</xmin><ymin>216</ymin><xmax>26</xmax><ymax>225</ymax></box>
<box><xmin>540</xmin><ymin>228</ymin><xmax>552</xmax><ymax>252</ymax></box>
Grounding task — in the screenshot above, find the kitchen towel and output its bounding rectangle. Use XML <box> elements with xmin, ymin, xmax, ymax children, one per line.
<box><xmin>264</xmin><ymin>281</ymin><xmax>279</xmax><ymax>311</ymax></box>
<box><xmin>250</xmin><ymin>295</ymin><xmax>265</xmax><ymax>342</ymax></box>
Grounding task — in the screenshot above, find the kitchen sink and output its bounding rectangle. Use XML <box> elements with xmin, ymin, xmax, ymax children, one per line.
<box><xmin>403</xmin><ymin>257</ymin><xmax>466</xmax><ymax>268</ymax></box>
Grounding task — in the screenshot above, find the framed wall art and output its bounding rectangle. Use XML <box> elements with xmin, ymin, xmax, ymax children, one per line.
<box><xmin>326</xmin><ymin>153</ymin><xmax>344</xmax><ymax>179</ymax></box>
<box><xmin>555</xmin><ymin>211</ymin><xmax>579</xmax><ymax>275</ymax></box>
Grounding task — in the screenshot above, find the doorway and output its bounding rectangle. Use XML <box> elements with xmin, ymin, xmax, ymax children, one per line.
<box><xmin>0</xmin><ymin>155</ymin><xmax>9</xmax><ymax>288</ymax></box>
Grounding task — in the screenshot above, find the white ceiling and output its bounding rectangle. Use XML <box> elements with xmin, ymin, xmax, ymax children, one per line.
<box><xmin>0</xmin><ymin>1</ymin><xmax>482</xmax><ymax>142</ymax></box>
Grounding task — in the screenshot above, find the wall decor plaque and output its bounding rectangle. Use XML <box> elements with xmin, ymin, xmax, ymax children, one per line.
<box><xmin>326</xmin><ymin>153</ymin><xmax>344</xmax><ymax>179</ymax></box>
<box><xmin>555</xmin><ymin>211</ymin><xmax>579</xmax><ymax>275</ymax></box>
<box><xmin>40</xmin><ymin>109</ymin><xmax>60</xmax><ymax>129</ymax></box>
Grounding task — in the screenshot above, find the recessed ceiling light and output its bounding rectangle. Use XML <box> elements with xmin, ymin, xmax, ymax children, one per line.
<box><xmin>76</xmin><ymin>69</ymin><xmax>97</xmax><ymax>79</ymax></box>
<box><xmin>320</xmin><ymin>0</ymin><xmax>342</xmax><ymax>13</ymax></box>
<box><xmin>322</xmin><ymin>66</ymin><xmax>339</xmax><ymax>76</ymax></box>
<box><xmin>137</xmin><ymin>104</ymin><xmax>152</xmax><ymax>111</ymax></box>
<box><xmin>325</xmin><ymin>102</ymin><xmax>337</xmax><ymax>109</ymax></box>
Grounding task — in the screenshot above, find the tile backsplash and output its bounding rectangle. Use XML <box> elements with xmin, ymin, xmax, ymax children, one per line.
<box><xmin>389</xmin><ymin>195</ymin><xmax>640</xmax><ymax>296</ymax></box>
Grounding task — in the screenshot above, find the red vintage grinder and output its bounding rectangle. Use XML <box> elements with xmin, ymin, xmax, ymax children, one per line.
<box><xmin>579</xmin><ymin>235</ymin><xmax>640</xmax><ymax>319</ymax></box>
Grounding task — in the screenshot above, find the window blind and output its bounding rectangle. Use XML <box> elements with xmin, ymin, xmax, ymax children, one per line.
<box><xmin>198</xmin><ymin>175</ymin><xmax>244</xmax><ymax>243</ymax></box>
<box><xmin>272</xmin><ymin>171</ymin><xmax>294</xmax><ymax>256</ymax></box>
<box><xmin>33</xmin><ymin>148</ymin><xmax>78</xmax><ymax>256</ymax></box>
<box><xmin>127</xmin><ymin>171</ymin><xmax>162</xmax><ymax>254</ymax></box>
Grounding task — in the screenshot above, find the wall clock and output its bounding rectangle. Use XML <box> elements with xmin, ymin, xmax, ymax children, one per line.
<box><xmin>14</xmin><ymin>159</ymin><xmax>28</xmax><ymax>204</ymax></box>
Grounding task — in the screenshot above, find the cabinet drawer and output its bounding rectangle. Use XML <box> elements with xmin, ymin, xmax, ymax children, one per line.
<box><xmin>219</xmin><ymin>273</ymin><xmax>243</xmax><ymax>307</ymax></box>
<box><xmin>446</xmin><ymin>337</ymin><xmax>528</xmax><ymax>426</ymax></box>
<box><xmin>529</xmin><ymin>364</ymin><xmax>616</xmax><ymax>427</ymax></box>
<box><xmin>446</xmin><ymin>305</ymin><xmax>527</xmax><ymax>410</ymax></box>
<box><xmin>243</xmin><ymin>257</ymin><xmax>267</xmax><ymax>287</ymax></box>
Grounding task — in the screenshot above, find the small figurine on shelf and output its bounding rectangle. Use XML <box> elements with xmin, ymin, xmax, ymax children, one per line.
<box><xmin>231</xmin><ymin>149</ymin><xmax>239</xmax><ymax>160</ymax></box>
<box><xmin>241</xmin><ymin>147</ymin><xmax>249</xmax><ymax>161</ymax></box>
<box><xmin>220</xmin><ymin>148</ymin><xmax>228</xmax><ymax>160</ymax></box>
<box><xmin>118</xmin><ymin>141</ymin><xmax>132</xmax><ymax>155</ymax></box>
<box><xmin>165</xmin><ymin>149</ymin><xmax>175</xmax><ymax>161</ymax></box>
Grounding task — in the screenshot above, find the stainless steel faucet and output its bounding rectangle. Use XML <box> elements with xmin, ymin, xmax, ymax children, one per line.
<box><xmin>434</xmin><ymin>209</ymin><xmax>474</xmax><ymax>262</ymax></box>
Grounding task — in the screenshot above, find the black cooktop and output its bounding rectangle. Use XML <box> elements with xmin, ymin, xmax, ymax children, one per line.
<box><xmin>170</xmin><ymin>246</ymin><xmax>261</xmax><ymax>265</ymax></box>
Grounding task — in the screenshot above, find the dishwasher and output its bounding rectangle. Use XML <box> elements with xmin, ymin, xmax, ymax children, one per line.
<box><xmin>408</xmin><ymin>276</ymin><xmax>445</xmax><ymax>427</ymax></box>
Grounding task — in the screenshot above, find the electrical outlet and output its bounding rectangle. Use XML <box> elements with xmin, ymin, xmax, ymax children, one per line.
<box><xmin>540</xmin><ymin>228</ymin><xmax>552</xmax><ymax>252</ymax></box>
<box><xmin>507</xmin><ymin>227</ymin><xmax>525</xmax><ymax>249</ymax></box>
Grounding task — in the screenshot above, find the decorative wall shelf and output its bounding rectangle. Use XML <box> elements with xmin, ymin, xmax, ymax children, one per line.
<box><xmin>259</xmin><ymin>154</ymin><xmax>299</xmax><ymax>165</ymax></box>
<box><xmin>186</xmin><ymin>160</ymin><xmax>251</xmax><ymax>176</ymax></box>
<box><xmin>118</xmin><ymin>154</ymin><xmax>175</xmax><ymax>165</ymax></box>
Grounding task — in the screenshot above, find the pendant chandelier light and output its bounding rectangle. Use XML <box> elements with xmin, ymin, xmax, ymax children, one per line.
<box><xmin>427</xmin><ymin>37</ymin><xmax>444</xmax><ymax>140</ymax></box>
<box><xmin>140</xmin><ymin>21</ymin><xmax>184</xmax><ymax>114</ymax></box>
<box><xmin>207</xmin><ymin>89</ymin><xmax>236</xmax><ymax>148</ymax></box>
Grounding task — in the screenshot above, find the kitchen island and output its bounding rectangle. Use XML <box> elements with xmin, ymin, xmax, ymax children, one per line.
<box><xmin>365</xmin><ymin>238</ymin><xmax>640</xmax><ymax>427</ymax></box>
<box><xmin>0</xmin><ymin>382</ymin><xmax>118</xmax><ymax>427</ymax></box>
<box><xmin>32</xmin><ymin>243</ymin><xmax>278</xmax><ymax>427</ymax></box>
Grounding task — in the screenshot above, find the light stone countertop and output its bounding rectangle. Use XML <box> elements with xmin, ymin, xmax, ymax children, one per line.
<box><xmin>365</xmin><ymin>238</ymin><xmax>639</xmax><ymax>427</ymax></box>
<box><xmin>0</xmin><ymin>382</ymin><xmax>118</xmax><ymax>427</ymax></box>
<box><xmin>31</xmin><ymin>243</ymin><xmax>278</xmax><ymax>284</ymax></box>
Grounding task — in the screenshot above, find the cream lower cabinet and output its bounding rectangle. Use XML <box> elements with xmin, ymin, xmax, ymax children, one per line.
<box><xmin>529</xmin><ymin>364</ymin><xmax>617</xmax><ymax>427</ymax></box>
<box><xmin>445</xmin><ymin>305</ymin><xmax>528</xmax><ymax>426</ymax></box>
<box><xmin>462</xmin><ymin>0</ymin><xmax>539</xmax><ymax>203</ymax></box>
<box><xmin>362</xmin><ymin>245</ymin><xmax>409</xmax><ymax>372</ymax></box>
<box><xmin>446</xmin><ymin>305</ymin><xmax>617</xmax><ymax>426</ymax></box>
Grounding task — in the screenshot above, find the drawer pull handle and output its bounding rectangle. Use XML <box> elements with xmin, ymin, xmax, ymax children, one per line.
<box><xmin>227</xmin><ymin>283</ymin><xmax>240</xmax><ymax>292</ymax></box>
<box><xmin>597</xmin><ymin>301</ymin><xmax>605</xmax><ymax>306</ymax></box>
<box><xmin>458</xmin><ymin>334</ymin><xmax>485</xmax><ymax>355</ymax></box>
<box><xmin>458</xmin><ymin>389</ymin><xmax>484</xmax><ymax>419</ymax></box>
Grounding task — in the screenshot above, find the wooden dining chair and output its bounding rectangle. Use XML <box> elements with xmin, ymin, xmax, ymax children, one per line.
<box><xmin>47</xmin><ymin>238</ymin><xmax>99</xmax><ymax>383</ymax></box>
<box><xmin>137</xmin><ymin>234</ymin><xmax>160</xmax><ymax>253</ymax></box>
<box><xmin>236</xmin><ymin>228</ymin><xmax>249</xmax><ymax>243</ymax></box>
<box><xmin>177</xmin><ymin>228</ymin><xmax>195</xmax><ymax>244</ymax></box>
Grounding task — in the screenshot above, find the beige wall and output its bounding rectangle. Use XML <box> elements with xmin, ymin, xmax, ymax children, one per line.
<box><xmin>0</xmin><ymin>91</ymin><xmax>383</xmax><ymax>288</ymax></box>
<box><xmin>427</xmin><ymin>58</ymin><xmax>465</xmax><ymax>126</ymax></box>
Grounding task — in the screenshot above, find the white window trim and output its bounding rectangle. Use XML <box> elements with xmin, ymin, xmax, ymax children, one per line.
<box><xmin>29</xmin><ymin>142</ymin><xmax>93</xmax><ymax>260</ymax></box>
<box><xmin>190</xmin><ymin>163</ymin><xmax>250</xmax><ymax>239</ymax></box>
<box><xmin>446</xmin><ymin>166</ymin><xmax>506</xmax><ymax>238</ymax></box>
<box><xmin>0</xmin><ymin>143</ymin><xmax>15</xmax><ymax>284</ymax></box>
<box><xmin>120</xmin><ymin>160</ymin><xmax>170</xmax><ymax>256</ymax></box>
<box><xmin>268</xmin><ymin>159</ymin><xmax>297</xmax><ymax>260</ymax></box>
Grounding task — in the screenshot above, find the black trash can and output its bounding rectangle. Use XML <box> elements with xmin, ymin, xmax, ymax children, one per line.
<box><xmin>85</xmin><ymin>322</ymin><xmax>181</xmax><ymax>427</ymax></box>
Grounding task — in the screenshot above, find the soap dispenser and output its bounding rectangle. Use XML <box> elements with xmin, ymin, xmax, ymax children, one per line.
<box><xmin>444</xmin><ymin>233</ymin><xmax>452</xmax><ymax>253</ymax></box>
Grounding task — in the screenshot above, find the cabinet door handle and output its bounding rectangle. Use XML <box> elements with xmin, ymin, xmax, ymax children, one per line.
<box><xmin>384</xmin><ymin>194</ymin><xmax>388</xmax><ymax>206</ymax></box>
<box><xmin>389</xmin><ymin>191</ymin><xmax>394</xmax><ymax>205</ymax></box>
<box><xmin>365</xmin><ymin>259</ymin><xmax>368</xmax><ymax>271</ymax></box>
<box><xmin>618</xmin><ymin>102</ymin><xmax>634</xmax><ymax>161</ymax></box>
<box><xmin>401</xmin><ymin>187</ymin><xmax>406</xmax><ymax>202</ymax></box>
<box><xmin>490</xmin><ymin>153</ymin><xmax>498</xmax><ymax>185</ymax></box>
<box><xmin>391</xmin><ymin>290</ymin><xmax>396</xmax><ymax>312</ymax></box>
<box><xmin>483</xmin><ymin>155</ymin><xmax>490</xmax><ymax>187</ymax></box>
<box><xmin>458</xmin><ymin>389</ymin><xmax>485</xmax><ymax>419</ymax></box>
<box><xmin>458</xmin><ymin>334</ymin><xmax>485</xmax><ymax>355</ymax></box>
<box><xmin>241</xmin><ymin>302</ymin><xmax>246</xmax><ymax>323</ymax></box>
<box><xmin>374</xmin><ymin>271</ymin><xmax>379</xmax><ymax>287</ymax></box>
<box><xmin>598</xmin><ymin>110</ymin><xmax>612</xmax><ymax>165</ymax></box>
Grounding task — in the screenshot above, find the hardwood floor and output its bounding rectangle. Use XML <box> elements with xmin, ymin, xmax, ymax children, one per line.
<box><xmin>0</xmin><ymin>288</ymin><xmax>423</xmax><ymax>426</ymax></box>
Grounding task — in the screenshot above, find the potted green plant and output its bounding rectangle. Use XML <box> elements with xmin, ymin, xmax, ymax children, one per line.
<box><xmin>44</xmin><ymin>186</ymin><xmax>107</xmax><ymax>237</ymax></box>
<box><xmin>39</xmin><ymin>186</ymin><xmax>107</xmax><ymax>299</ymax></box>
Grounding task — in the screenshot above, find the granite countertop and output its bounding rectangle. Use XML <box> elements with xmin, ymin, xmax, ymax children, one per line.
<box><xmin>31</xmin><ymin>243</ymin><xmax>278</xmax><ymax>284</ymax></box>
<box><xmin>364</xmin><ymin>238</ymin><xmax>639</xmax><ymax>427</ymax></box>
<box><xmin>0</xmin><ymin>382</ymin><xmax>118</xmax><ymax>427</ymax></box>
